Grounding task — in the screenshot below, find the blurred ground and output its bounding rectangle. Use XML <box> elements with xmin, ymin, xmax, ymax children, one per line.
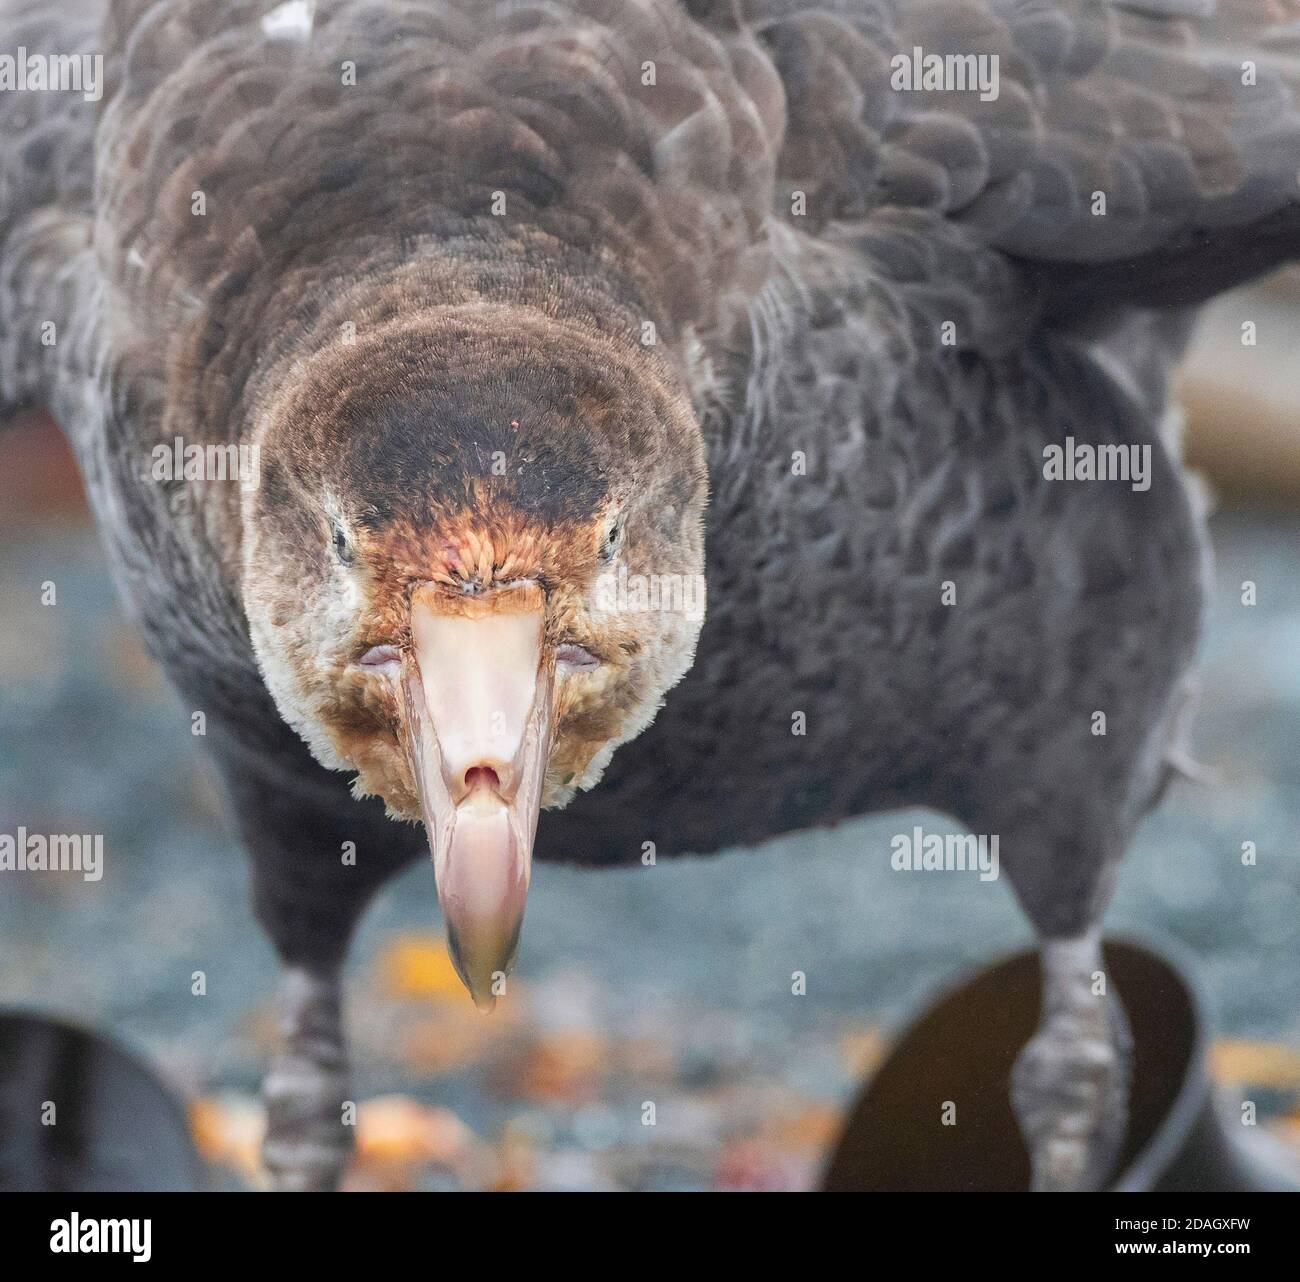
<box><xmin>1</xmin><ymin>284</ymin><xmax>1298</xmax><ymax>1190</ymax></box>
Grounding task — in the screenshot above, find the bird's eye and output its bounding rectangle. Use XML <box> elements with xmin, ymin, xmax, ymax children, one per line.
<box><xmin>331</xmin><ymin>521</ymin><xmax>354</xmax><ymax>566</ymax></box>
<box><xmin>556</xmin><ymin>643</ymin><xmax>601</xmax><ymax>672</ymax></box>
<box><xmin>600</xmin><ymin>520</ymin><xmax>622</xmax><ymax>563</ymax></box>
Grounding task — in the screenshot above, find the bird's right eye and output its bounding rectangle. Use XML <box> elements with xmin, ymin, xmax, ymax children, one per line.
<box><xmin>331</xmin><ymin>521</ymin><xmax>354</xmax><ymax>566</ymax></box>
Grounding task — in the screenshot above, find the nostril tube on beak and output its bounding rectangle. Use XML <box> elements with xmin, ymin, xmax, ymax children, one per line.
<box><xmin>463</xmin><ymin>764</ymin><xmax>502</xmax><ymax>798</ymax></box>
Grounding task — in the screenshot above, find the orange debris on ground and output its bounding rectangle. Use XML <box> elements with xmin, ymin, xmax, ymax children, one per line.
<box><xmin>189</xmin><ymin>1094</ymin><xmax>266</xmax><ymax>1187</ymax></box>
<box><xmin>377</xmin><ymin>934</ymin><xmax>467</xmax><ymax>1000</ymax></box>
<box><xmin>1210</xmin><ymin>1039</ymin><xmax>1300</xmax><ymax>1090</ymax></box>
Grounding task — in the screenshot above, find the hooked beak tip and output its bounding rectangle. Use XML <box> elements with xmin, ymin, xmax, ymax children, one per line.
<box><xmin>445</xmin><ymin>914</ymin><xmax>521</xmax><ymax>1013</ymax></box>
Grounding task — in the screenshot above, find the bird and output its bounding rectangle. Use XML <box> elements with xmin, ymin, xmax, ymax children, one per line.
<box><xmin>2</xmin><ymin>0</ymin><xmax>1298</xmax><ymax>1192</ymax></box>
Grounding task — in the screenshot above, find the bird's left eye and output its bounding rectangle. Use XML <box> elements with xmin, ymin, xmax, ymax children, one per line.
<box><xmin>331</xmin><ymin>521</ymin><xmax>354</xmax><ymax>566</ymax></box>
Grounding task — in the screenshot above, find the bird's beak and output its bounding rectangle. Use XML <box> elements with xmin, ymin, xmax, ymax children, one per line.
<box><xmin>400</xmin><ymin>584</ymin><xmax>553</xmax><ymax>1011</ymax></box>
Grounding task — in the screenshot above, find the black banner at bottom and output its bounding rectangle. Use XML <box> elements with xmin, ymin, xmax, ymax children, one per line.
<box><xmin>5</xmin><ymin>1191</ymin><xmax>1288</xmax><ymax>1268</ymax></box>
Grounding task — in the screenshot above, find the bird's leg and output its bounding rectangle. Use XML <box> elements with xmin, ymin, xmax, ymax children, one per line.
<box><xmin>1010</xmin><ymin>930</ymin><xmax>1132</xmax><ymax>1192</ymax></box>
<box><xmin>261</xmin><ymin>965</ymin><xmax>352</xmax><ymax>1191</ymax></box>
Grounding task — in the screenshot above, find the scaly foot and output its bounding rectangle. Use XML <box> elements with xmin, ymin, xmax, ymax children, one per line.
<box><xmin>261</xmin><ymin>967</ymin><xmax>352</xmax><ymax>1191</ymax></box>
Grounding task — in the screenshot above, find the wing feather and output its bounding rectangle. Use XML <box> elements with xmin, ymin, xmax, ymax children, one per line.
<box><xmin>0</xmin><ymin>0</ymin><xmax>103</xmax><ymax>424</ymax></box>
<box><xmin>724</xmin><ymin>0</ymin><xmax>1300</xmax><ymax>310</ymax></box>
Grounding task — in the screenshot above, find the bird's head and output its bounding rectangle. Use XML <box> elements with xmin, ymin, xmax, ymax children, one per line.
<box><xmin>240</xmin><ymin>307</ymin><xmax>706</xmax><ymax>1007</ymax></box>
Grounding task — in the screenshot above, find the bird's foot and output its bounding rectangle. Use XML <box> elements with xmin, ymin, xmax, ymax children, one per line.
<box><xmin>261</xmin><ymin>967</ymin><xmax>352</xmax><ymax>1191</ymax></box>
<box><xmin>1011</xmin><ymin>934</ymin><xmax>1132</xmax><ymax>1192</ymax></box>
